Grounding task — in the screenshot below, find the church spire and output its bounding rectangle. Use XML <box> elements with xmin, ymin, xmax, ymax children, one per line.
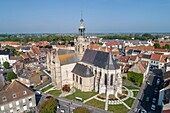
<box><xmin>79</xmin><ymin>11</ymin><xmax>85</xmax><ymax>37</ymax></box>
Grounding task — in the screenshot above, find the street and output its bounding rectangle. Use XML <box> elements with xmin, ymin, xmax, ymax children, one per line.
<box><xmin>130</xmin><ymin>70</ymin><xmax>163</xmax><ymax>113</ymax></box>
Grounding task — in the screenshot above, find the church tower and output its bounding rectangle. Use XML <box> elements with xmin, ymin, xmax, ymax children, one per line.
<box><xmin>75</xmin><ymin>13</ymin><xmax>90</xmax><ymax>59</ymax></box>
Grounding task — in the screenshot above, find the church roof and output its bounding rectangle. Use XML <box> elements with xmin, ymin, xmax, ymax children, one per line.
<box><xmin>82</xmin><ymin>49</ymin><xmax>119</xmax><ymax>70</ymax></box>
<box><xmin>72</xmin><ymin>63</ymin><xmax>94</xmax><ymax>77</ymax></box>
<box><xmin>58</xmin><ymin>49</ymin><xmax>75</xmax><ymax>55</ymax></box>
<box><xmin>59</xmin><ymin>53</ymin><xmax>79</xmax><ymax>65</ymax></box>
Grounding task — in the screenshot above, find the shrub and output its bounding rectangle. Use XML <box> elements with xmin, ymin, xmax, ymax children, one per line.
<box><xmin>62</xmin><ymin>84</ymin><xmax>71</xmax><ymax>92</ymax></box>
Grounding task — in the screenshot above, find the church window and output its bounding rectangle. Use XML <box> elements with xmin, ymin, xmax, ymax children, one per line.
<box><xmin>76</xmin><ymin>76</ymin><xmax>78</xmax><ymax>82</ymax></box>
<box><xmin>104</xmin><ymin>74</ymin><xmax>107</xmax><ymax>85</ymax></box>
<box><xmin>95</xmin><ymin>70</ymin><xmax>97</xmax><ymax>74</ymax></box>
<box><xmin>110</xmin><ymin>74</ymin><xmax>113</xmax><ymax>86</ymax></box>
<box><xmin>80</xmin><ymin>77</ymin><xmax>82</xmax><ymax>85</ymax></box>
<box><xmin>73</xmin><ymin>74</ymin><xmax>75</xmax><ymax>81</ymax></box>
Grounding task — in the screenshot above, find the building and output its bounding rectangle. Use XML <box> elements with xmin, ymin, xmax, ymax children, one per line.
<box><xmin>72</xmin><ymin>49</ymin><xmax>122</xmax><ymax>95</ymax></box>
<box><xmin>1</xmin><ymin>42</ymin><xmax>20</xmax><ymax>48</ymax></box>
<box><xmin>74</xmin><ymin>16</ymin><xmax>90</xmax><ymax>59</ymax></box>
<box><xmin>0</xmin><ymin>80</ymin><xmax>36</xmax><ymax>113</ymax></box>
<box><xmin>47</xmin><ymin>49</ymin><xmax>79</xmax><ymax>89</ymax></box>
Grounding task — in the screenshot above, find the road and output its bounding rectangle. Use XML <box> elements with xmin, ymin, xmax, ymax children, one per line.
<box><xmin>130</xmin><ymin>70</ymin><xmax>163</xmax><ymax>113</ymax></box>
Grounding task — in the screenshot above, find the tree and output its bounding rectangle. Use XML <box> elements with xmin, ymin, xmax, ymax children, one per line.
<box><xmin>3</xmin><ymin>61</ymin><xmax>10</xmax><ymax>69</ymax></box>
<box><xmin>6</xmin><ymin>71</ymin><xmax>17</xmax><ymax>82</ymax></box>
<box><xmin>40</xmin><ymin>97</ymin><xmax>57</xmax><ymax>113</ymax></box>
<box><xmin>127</xmin><ymin>71</ymin><xmax>143</xmax><ymax>86</ymax></box>
<box><xmin>62</xmin><ymin>84</ymin><xmax>71</xmax><ymax>92</ymax></box>
<box><xmin>154</xmin><ymin>43</ymin><xmax>161</xmax><ymax>48</ymax></box>
<box><xmin>73</xmin><ymin>107</ymin><xmax>91</xmax><ymax>113</ymax></box>
<box><xmin>163</xmin><ymin>44</ymin><xmax>170</xmax><ymax>50</ymax></box>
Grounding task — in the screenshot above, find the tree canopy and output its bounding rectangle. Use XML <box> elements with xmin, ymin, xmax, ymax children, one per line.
<box><xmin>40</xmin><ymin>97</ymin><xmax>57</xmax><ymax>113</ymax></box>
<box><xmin>127</xmin><ymin>71</ymin><xmax>143</xmax><ymax>86</ymax></box>
<box><xmin>6</xmin><ymin>71</ymin><xmax>17</xmax><ymax>82</ymax></box>
<box><xmin>73</xmin><ymin>107</ymin><xmax>91</xmax><ymax>113</ymax></box>
<box><xmin>154</xmin><ymin>43</ymin><xmax>161</xmax><ymax>48</ymax></box>
<box><xmin>3</xmin><ymin>61</ymin><xmax>10</xmax><ymax>69</ymax></box>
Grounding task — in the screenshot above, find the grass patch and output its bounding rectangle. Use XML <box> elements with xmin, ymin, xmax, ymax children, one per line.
<box><xmin>133</xmin><ymin>91</ymin><xmax>139</xmax><ymax>97</ymax></box>
<box><xmin>124</xmin><ymin>97</ymin><xmax>135</xmax><ymax>108</ymax></box>
<box><xmin>65</xmin><ymin>88</ymin><xmax>97</xmax><ymax>100</ymax></box>
<box><xmin>47</xmin><ymin>90</ymin><xmax>62</xmax><ymax>96</ymax></box>
<box><xmin>35</xmin><ymin>79</ymin><xmax>49</xmax><ymax>89</ymax></box>
<box><xmin>124</xmin><ymin>86</ymin><xmax>139</xmax><ymax>90</ymax></box>
<box><xmin>86</xmin><ymin>99</ymin><xmax>129</xmax><ymax>113</ymax></box>
<box><xmin>109</xmin><ymin>104</ymin><xmax>129</xmax><ymax>113</ymax></box>
<box><xmin>41</xmin><ymin>84</ymin><xmax>53</xmax><ymax>92</ymax></box>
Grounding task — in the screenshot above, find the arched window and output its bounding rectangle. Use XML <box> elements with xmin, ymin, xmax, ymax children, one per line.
<box><xmin>104</xmin><ymin>74</ymin><xmax>107</xmax><ymax>85</ymax></box>
<box><xmin>110</xmin><ymin>74</ymin><xmax>113</xmax><ymax>86</ymax></box>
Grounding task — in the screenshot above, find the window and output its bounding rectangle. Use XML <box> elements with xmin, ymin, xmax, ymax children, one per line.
<box><xmin>1</xmin><ymin>106</ymin><xmax>4</xmax><ymax>111</ymax></box>
<box><xmin>104</xmin><ymin>74</ymin><xmax>107</xmax><ymax>85</ymax></box>
<box><xmin>22</xmin><ymin>99</ymin><xmax>26</xmax><ymax>103</ymax></box>
<box><xmin>76</xmin><ymin>76</ymin><xmax>78</xmax><ymax>82</ymax></box>
<box><xmin>110</xmin><ymin>74</ymin><xmax>113</xmax><ymax>86</ymax></box>
<box><xmin>2</xmin><ymin>96</ymin><xmax>7</xmax><ymax>102</ymax></box>
<box><xmin>73</xmin><ymin>74</ymin><xmax>75</xmax><ymax>81</ymax></box>
<box><xmin>9</xmin><ymin>103</ymin><xmax>13</xmax><ymax>108</ymax></box>
<box><xmin>28</xmin><ymin>97</ymin><xmax>32</xmax><ymax>101</ymax></box>
<box><xmin>23</xmin><ymin>91</ymin><xmax>27</xmax><ymax>95</ymax></box>
<box><xmin>13</xmin><ymin>94</ymin><xmax>17</xmax><ymax>98</ymax></box>
<box><xmin>16</xmin><ymin>101</ymin><xmax>19</xmax><ymax>106</ymax></box>
<box><xmin>80</xmin><ymin>77</ymin><xmax>82</xmax><ymax>85</ymax></box>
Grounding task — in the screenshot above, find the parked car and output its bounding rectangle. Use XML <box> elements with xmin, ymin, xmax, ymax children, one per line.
<box><xmin>140</xmin><ymin>109</ymin><xmax>147</xmax><ymax>113</ymax></box>
<box><xmin>154</xmin><ymin>88</ymin><xmax>159</xmax><ymax>93</ymax></box>
<box><xmin>156</xmin><ymin>78</ymin><xmax>160</xmax><ymax>85</ymax></box>
<box><xmin>146</xmin><ymin>80</ymin><xmax>150</xmax><ymax>85</ymax></box>
<box><xmin>146</xmin><ymin>97</ymin><xmax>150</xmax><ymax>102</ymax></box>
<box><xmin>152</xmin><ymin>98</ymin><xmax>157</xmax><ymax>104</ymax></box>
<box><xmin>151</xmin><ymin>104</ymin><xmax>156</xmax><ymax>111</ymax></box>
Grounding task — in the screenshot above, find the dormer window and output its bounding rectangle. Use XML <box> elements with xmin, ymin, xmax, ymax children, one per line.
<box><xmin>2</xmin><ymin>96</ymin><xmax>7</xmax><ymax>102</ymax></box>
<box><xmin>23</xmin><ymin>91</ymin><xmax>27</xmax><ymax>95</ymax></box>
<box><xmin>13</xmin><ymin>94</ymin><xmax>17</xmax><ymax>98</ymax></box>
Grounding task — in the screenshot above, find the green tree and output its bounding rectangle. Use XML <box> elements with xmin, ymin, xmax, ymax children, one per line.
<box><xmin>163</xmin><ymin>44</ymin><xmax>170</xmax><ymax>50</ymax></box>
<box><xmin>73</xmin><ymin>107</ymin><xmax>91</xmax><ymax>113</ymax></box>
<box><xmin>3</xmin><ymin>61</ymin><xmax>10</xmax><ymax>69</ymax></box>
<box><xmin>127</xmin><ymin>71</ymin><xmax>143</xmax><ymax>86</ymax></box>
<box><xmin>6</xmin><ymin>71</ymin><xmax>17</xmax><ymax>82</ymax></box>
<box><xmin>40</xmin><ymin>97</ymin><xmax>57</xmax><ymax>113</ymax></box>
<box><xmin>154</xmin><ymin>43</ymin><xmax>161</xmax><ymax>48</ymax></box>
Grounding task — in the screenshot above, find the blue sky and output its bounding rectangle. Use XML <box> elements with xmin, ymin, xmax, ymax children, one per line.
<box><xmin>0</xmin><ymin>0</ymin><xmax>170</xmax><ymax>33</ymax></box>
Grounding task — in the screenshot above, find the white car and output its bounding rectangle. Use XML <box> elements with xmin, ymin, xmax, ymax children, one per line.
<box><xmin>60</xmin><ymin>109</ymin><xmax>65</xmax><ymax>113</ymax></box>
<box><xmin>140</xmin><ymin>109</ymin><xmax>147</xmax><ymax>113</ymax></box>
<box><xmin>151</xmin><ymin>104</ymin><xmax>156</xmax><ymax>111</ymax></box>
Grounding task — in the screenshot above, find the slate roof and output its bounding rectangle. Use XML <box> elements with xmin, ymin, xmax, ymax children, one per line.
<box><xmin>82</xmin><ymin>49</ymin><xmax>119</xmax><ymax>70</ymax></box>
<box><xmin>0</xmin><ymin>80</ymin><xmax>34</xmax><ymax>105</ymax></box>
<box><xmin>142</xmin><ymin>54</ymin><xmax>151</xmax><ymax>59</ymax></box>
<box><xmin>0</xmin><ymin>50</ymin><xmax>10</xmax><ymax>55</ymax></box>
<box><xmin>72</xmin><ymin>63</ymin><xmax>94</xmax><ymax>77</ymax></box>
<box><xmin>58</xmin><ymin>49</ymin><xmax>74</xmax><ymax>55</ymax></box>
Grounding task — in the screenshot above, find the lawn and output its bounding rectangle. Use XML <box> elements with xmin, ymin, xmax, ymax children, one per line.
<box><xmin>124</xmin><ymin>86</ymin><xmax>139</xmax><ymax>90</ymax></box>
<box><xmin>65</xmin><ymin>89</ymin><xmax>97</xmax><ymax>100</ymax></box>
<box><xmin>41</xmin><ymin>84</ymin><xmax>54</xmax><ymax>92</ymax></box>
<box><xmin>47</xmin><ymin>90</ymin><xmax>62</xmax><ymax>96</ymax></box>
<box><xmin>133</xmin><ymin>91</ymin><xmax>139</xmax><ymax>97</ymax></box>
<box><xmin>86</xmin><ymin>99</ymin><xmax>129</xmax><ymax>113</ymax></box>
<box><xmin>124</xmin><ymin>97</ymin><xmax>135</xmax><ymax>108</ymax></box>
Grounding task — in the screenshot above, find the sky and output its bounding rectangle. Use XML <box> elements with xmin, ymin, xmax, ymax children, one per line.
<box><xmin>0</xmin><ymin>0</ymin><xmax>170</xmax><ymax>33</ymax></box>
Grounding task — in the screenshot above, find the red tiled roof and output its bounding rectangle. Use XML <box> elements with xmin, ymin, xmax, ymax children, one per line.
<box><xmin>159</xmin><ymin>55</ymin><xmax>167</xmax><ymax>63</ymax></box>
<box><xmin>2</xmin><ymin>41</ymin><xmax>20</xmax><ymax>45</ymax></box>
<box><xmin>138</xmin><ymin>61</ymin><xmax>145</xmax><ymax>73</ymax></box>
<box><xmin>105</xmin><ymin>41</ymin><xmax>120</xmax><ymax>46</ymax></box>
<box><xmin>90</xmin><ymin>44</ymin><xmax>100</xmax><ymax>50</ymax></box>
<box><xmin>118</xmin><ymin>56</ymin><xmax>130</xmax><ymax>63</ymax></box>
<box><xmin>31</xmin><ymin>46</ymin><xmax>41</xmax><ymax>55</ymax></box>
<box><xmin>21</xmin><ymin>54</ymin><xmax>29</xmax><ymax>59</ymax></box>
<box><xmin>150</xmin><ymin>54</ymin><xmax>162</xmax><ymax>61</ymax></box>
<box><xmin>126</xmin><ymin>46</ymin><xmax>154</xmax><ymax>52</ymax></box>
<box><xmin>152</xmin><ymin>48</ymin><xmax>167</xmax><ymax>52</ymax></box>
<box><xmin>129</xmin><ymin>55</ymin><xmax>138</xmax><ymax>61</ymax></box>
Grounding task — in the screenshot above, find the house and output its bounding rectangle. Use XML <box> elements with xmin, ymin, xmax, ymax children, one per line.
<box><xmin>0</xmin><ymin>80</ymin><xmax>36</xmax><ymax>113</ymax></box>
<box><xmin>141</xmin><ymin>53</ymin><xmax>151</xmax><ymax>62</ymax></box>
<box><xmin>159</xmin><ymin>55</ymin><xmax>168</xmax><ymax>72</ymax></box>
<box><xmin>1</xmin><ymin>42</ymin><xmax>20</xmax><ymax>48</ymax></box>
<box><xmin>0</xmin><ymin>50</ymin><xmax>16</xmax><ymax>66</ymax></box>
<box><xmin>150</xmin><ymin>53</ymin><xmax>162</xmax><ymax>68</ymax></box>
<box><xmin>128</xmin><ymin>61</ymin><xmax>149</xmax><ymax>81</ymax></box>
<box><xmin>128</xmin><ymin>55</ymin><xmax>139</xmax><ymax>65</ymax></box>
<box><xmin>72</xmin><ymin>49</ymin><xmax>122</xmax><ymax>95</ymax></box>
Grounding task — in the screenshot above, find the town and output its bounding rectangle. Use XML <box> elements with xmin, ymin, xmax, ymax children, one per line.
<box><xmin>0</xmin><ymin>16</ymin><xmax>170</xmax><ymax>113</ymax></box>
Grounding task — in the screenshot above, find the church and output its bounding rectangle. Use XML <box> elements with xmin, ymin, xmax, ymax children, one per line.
<box><xmin>46</xmin><ymin>16</ymin><xmax>122</xmax><ymax>95</ymax></box>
